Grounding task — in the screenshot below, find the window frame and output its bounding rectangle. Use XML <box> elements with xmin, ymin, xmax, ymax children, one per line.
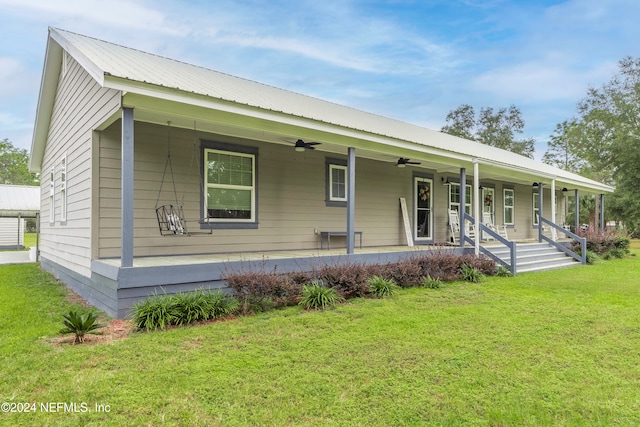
<box><xmin>49</xmin><ymin>166</ymin><xmax>55</xmax><ymax>224</ymax></box>
<box><xmin>60</xmin><ymin>154</ymin><xmax>67</xmax><ymax>222</ymax></box>
<box><xmin>414</xmin><ymin>175</ymin><xmax>433</xmax><ymax>241</ymax></box>
<box><xmin>201</xmin><ymin>141</ymin><xmax>258</xmax><ymax>228</ymax></box>
<box><xmin>532</xmin><ymin>191</ymin><xmax>539</xmax><ymax>226</ymax></box>
<box><xmin>325</xmin><ymin>158</ymin><xmax>348</xmax><ymax>207</ymax></box>
<box><xmin>449</xmin><ymin>182</ymin><xmax>472</xmax><ymax>215</ymax></box>
<box><xmin>503</xmin><ymin>187</ymin><xmax>515</xmax><ymax>226</ymax></box>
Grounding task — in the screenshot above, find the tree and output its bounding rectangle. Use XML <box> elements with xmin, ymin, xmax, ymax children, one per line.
<box><xmin>441</xmin><ymin>104</ymin><xmax>535</xmax><ymax>158</ymax></box>
<box><xmin>542</xmin><ymin>120</ymin><xmax>586</xmax><ymax>173</ymax></box>
<box><xmin>543</xmin><ymin>56</ymin><xmax>640</xmax><ymax>233</ymax></box>
<box><xmin>0</xmin><ymin>138</ymin><xmax>38</xmax><ymax>185</ymax></box>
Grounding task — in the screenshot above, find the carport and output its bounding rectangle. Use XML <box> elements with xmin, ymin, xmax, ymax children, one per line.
<box><xmin>0</xmin><ymin>185</ymin><xmax>40</xmax><ymax>257</ymax></box>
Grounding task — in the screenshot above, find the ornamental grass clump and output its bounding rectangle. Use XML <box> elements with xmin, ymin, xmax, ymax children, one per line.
<box><xmin>421</xmin><ymin>275</ymin><xmax>442</xmax><ymax>289</ymax></box>
<box><xmin>299</xmin><ymin>281</ymin><xmax>343</xmax><ymax>310</ymax></box>
<box><xmin>460</xmin><ymin>263</ymin><xmax>484</xmax><ymax>283</ymax></box>
<box><xmin>367</xmin><ymin>275</ymin><xmax>397</xmax><ymax>298</ymax></box>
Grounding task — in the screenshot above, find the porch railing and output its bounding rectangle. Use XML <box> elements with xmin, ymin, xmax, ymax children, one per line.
<box><xmin>463</xmin><ymin>213</ymin><xmax>517</xmax><ymax>276</ymax></box>
<box><xmin>538</xmin><ymin>216</ymin><xmax>587</xmax><ymax>264</ymax></box>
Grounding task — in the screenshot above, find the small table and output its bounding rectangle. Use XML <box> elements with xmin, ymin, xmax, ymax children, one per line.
<box><xmin>319</xmin><ymin>231</ymin><xmax>363</xmax><ymax>250</ymax></box>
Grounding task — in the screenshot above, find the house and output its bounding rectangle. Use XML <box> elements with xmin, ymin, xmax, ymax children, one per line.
<box><xmin>0</xmin><ymin>184</ymin><xmax>40</xmax><ymax>251</ymax></box>
<box><xmin>29</xmin><ymin>28</ymin><xmax>614</xmax><ymax>318</ymax></box>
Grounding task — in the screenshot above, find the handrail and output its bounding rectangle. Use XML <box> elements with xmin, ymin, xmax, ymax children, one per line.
<box><xmin>463</xmin><ymin>213</ymin><xmax>517</xmax><ymax>276</ymax></box>
<box><xmin>539</xmin><ymin>216</ymin><xmax>587</xmax><ymax>264</ymax></box>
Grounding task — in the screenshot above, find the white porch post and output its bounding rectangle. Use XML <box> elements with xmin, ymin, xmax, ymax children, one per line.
<box><xmin>121</xmin><ymin>107</ymin><xmax>134</xmax><ymax>268</ymax></box>
<box><xmin>473</xmin><ymin>162</ymin><xmax>480</xmax><ymax>255</ymax></box>
<box><xmin>574</xmin><ymin>189</ymin><xmax>580</xmax><ymax>232</ymax></box>
<box><xmin>459</xmin><ymin>168</ymin><xmax>466</xmax><ymax>247</ymax></box>
<box><xmin>538</xmin><ymin>183</ymin><xmax>544</xmax><ymax>242</ymax></box>
<box><xmin>551</xmin><ymin>179</ymin><xmax>557</xmax><ymax>241</ymax></box>
<box><xmin>346</xmin><ymin>147</ymin><xmax>356</xmax><ymax>254</ymax></box>
<box><xmin>600</xmin><ymin>194</ymin><xmax>605</xmax><ymax>231</ymax></box>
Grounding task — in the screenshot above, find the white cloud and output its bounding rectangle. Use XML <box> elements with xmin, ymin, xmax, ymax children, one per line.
<box><xmin>0</xmin><ymin>0</ymin><xmax>187</xmax><ymax>35</ymax></box>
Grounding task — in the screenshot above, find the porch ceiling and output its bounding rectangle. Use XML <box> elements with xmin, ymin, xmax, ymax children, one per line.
<box><xmin>119</xmin><ymin>93</ymin><xmax>587</xmax><ymax>190</ymax></box>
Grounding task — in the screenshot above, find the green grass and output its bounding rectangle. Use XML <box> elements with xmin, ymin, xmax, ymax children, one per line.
<box><xmin>1</xmin><ymin>253</ymin><xmax>640</xmax><ymax>426</ymax></box>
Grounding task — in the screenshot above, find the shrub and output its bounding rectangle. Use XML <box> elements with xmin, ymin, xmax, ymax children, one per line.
<box><xmin>313</xmin><ymin>262</ymin><xmax>370</xmax><ymax>298</ymax></box>
<box><xmin>203</xmin><ymin>290</ymin><xmax>239</xmax><ymax>319</ymax></box>
<box><xmin>367</xmin><ymin>275</ymin><xmax>397</xmax><ymax>298</ymax></box>
<box><xmin>173</xmin><ymin>290</ymin><xmax>211</xmax><ymax>325</ymax></box>
<box><xmin>225</xmin><ymin>268</ymin><xmax>301</xmax><ymax>314</ymax></box>
<box><xmin>575</xmin><ymin>229</ymin><xmax>631</xmax><ymax>259</ymax></box>
<box><xmin>299</xmin><ymin>281</ymin><xmax>343</xmax><ymax>310</ymax></box>
<box><xmin>421</xmin><ymin>275</ymin><xmax>442</xmax><ymax>289</ymax></box>
<box><xmin>495</xmin><ymin>265</ymin><xmax>512</xmax><ymax>277</ymax></box>
<box><xmin>133</xmin><ymin>289</ymin><xmax>238</xmax><ymax>331</ymax></box>
<box><xmin>132</xmin><ymin>292</ymin><xmax>180</xmax><ymax>331</ymax></box>
<box><xmin>460</xmin><ymin>264</ymin><xmax>483</xmax><ymax>283</ymax></box>
<box><xmin>60</xmin><ymin>310</ymin><xmax>104</xmax><ymax>344</ymax></box>
<box><xmin>383</xmin><ymin>258</ymin><xmax>424</xmax><ymax>287</ymax></box>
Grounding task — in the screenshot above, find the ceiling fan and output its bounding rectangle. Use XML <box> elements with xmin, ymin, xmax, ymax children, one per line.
<box><xmin>396</xmin><ymin>157</ymin><xmax>421</xmax><ymax>168</ymax></box>
<box><xmin>294</xmin><ymin>139</ymin><xmax>321</xmax><ymax>151</ymax></box>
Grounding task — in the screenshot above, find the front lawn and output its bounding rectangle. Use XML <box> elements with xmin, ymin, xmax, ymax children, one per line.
<box><xmin>1</xmin><ymin>253</ymin><xmax>640</xmax><ymax>426</ymax></box>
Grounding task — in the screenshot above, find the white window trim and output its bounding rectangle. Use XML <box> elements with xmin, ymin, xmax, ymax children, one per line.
<box><xmin>414</xmin><ymin>177</ymin><xmax>433</xmax><ymax>240</ymax></box>
<box><xmin>329</xmin><ymin>164</ymin><xmax>348</xmax><ymax>202</ymax></box>
<box><xmin>204</xmin><ymin>148</ymin><xmax>256</xmax><ymax>223</ymax></box>
<box><xmin>504</xmin><ymin>188</ymin><xmax>515</xmax><ymax>225</ymax></box>
<box><xmin>533</xmin><ymin>192</ymin><xmax>539</xmax><ymax>226</ymax></box>
<box><xmin>449</xmin><ymin>183</ymin><xmax>472</xmax><ymax>214</ymax></box>
<box><xmin>60</xmin><ymin>154</ymin><xmax>67</xmax><ymax>222</ymax></box>
<box><xmin>49</xmin><ymin>167</ymin><xmax>55</xmax><ymax>223</ymax></box>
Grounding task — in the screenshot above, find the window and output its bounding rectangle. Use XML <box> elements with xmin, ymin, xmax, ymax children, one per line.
<box><xmin>204</xmin><ymin>148</ymin><xmax>255</xmax><ymax>222</ymax></box>
<box><xmin>60</xmin><ymin>155</ymin><xmax>67</xmax><ymax>222</ymax></box>
<box><xmin>414</xmin><ymin>177</ymin><xmax>433</xmax><ymax>239</ymax></box>
<box><xmin>329</xmin><ymin>164</ymin><xmax>347</xmax><ymax>202</ymax></box>
<box><xmin>449</xmin><ymin>183</ymin><xmax>471</xmax><ymax>214</ymax></box>
<box><xmin>49</xmin><ymin>167</ymin><xmax>55</xmax><ymax>223</ymax></box>
<box><xmin>325</xmin><ymin>159</ymin><xmax>348</xmax><ymax>207</ymax></box>
<box><xmin>504</xmin><ymin>188</ymin><xmax>514</xmax><ymax>225</ymax></box>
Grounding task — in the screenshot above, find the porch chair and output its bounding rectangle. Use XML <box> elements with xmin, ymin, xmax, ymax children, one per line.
<box><xmin>482</xmin><ymin>212</ymin><xmax>509</xmax><ymax>241</ymax></box>
<box><xmin>448</xmin><ymin>209</ymin><xmax>476</xmax><ymax>244</ymax></box>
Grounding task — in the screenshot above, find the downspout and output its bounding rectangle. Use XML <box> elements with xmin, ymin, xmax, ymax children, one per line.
<box><xmin>346</xmin><ymin>147</ymin><xmax>356</xmax><ymax>255</ymax></box>
<box><xmin>459</xmin><ymin>168</ymin><xmax>466</xmax><ymax>248</ymax></box>
<box><xmin>473</xmin><ymin>162</ymin><xmax>480</xmax><ymax>256</ymax></box>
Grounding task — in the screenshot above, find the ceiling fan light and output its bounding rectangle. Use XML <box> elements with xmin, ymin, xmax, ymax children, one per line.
<box><xmin>295</xmin><ymin>146</ymin><xmax>305</xmax><ymax>152</ymax></box>
<box><xmin>396</xmin><ymin>162</ymin><xmax>405</xmax><ymax>168</ymax></box>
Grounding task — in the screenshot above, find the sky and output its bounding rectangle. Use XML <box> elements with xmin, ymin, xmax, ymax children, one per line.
<box><xmin>1</xmin><ymin>0</ymin><xmax>639</xmax><ymax>159</ymax></box>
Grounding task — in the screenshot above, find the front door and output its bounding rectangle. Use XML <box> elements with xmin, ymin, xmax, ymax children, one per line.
<box><xmin>482</xmin><ymin>187</ymin><xmax>495</xmax><ymax>224</ymax></box>
<box><xmin>414</xmin><ymin>177</ymin><xmax>433</xmax><ymax>240</ymax></box>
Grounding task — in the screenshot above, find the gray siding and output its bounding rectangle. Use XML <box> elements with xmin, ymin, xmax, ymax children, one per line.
<box><xmin>39</xmin><ymin>53</ymin><xmax>121</xmax><ymax>277</ymax></box>
<box><xmin>97</xmin><ymin>120</ymin><xmax>568</xmax><ymax>257</ymax></box>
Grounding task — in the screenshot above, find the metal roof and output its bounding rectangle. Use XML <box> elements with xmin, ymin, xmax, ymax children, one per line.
<box><xmin>31</xmin><ymin>27</ymin><xmax>614</xmax><ymax>193</ymax></box>
<box><xmin>0</xmin><ymin>185</ymin><xmax>40</xmax><ymax>217</ymax></box>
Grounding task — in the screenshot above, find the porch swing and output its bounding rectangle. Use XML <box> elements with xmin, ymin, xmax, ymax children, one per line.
<box><xmin>154</xmin><ymin>121</ymin><xmax>212</xmax><ymax>236</ymax></box>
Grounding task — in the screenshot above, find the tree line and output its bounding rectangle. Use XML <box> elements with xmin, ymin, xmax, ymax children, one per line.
<box><xmin>441</xmin><ymin>57</ymin><xmax>640</xmax><ymax>235</ymax></box>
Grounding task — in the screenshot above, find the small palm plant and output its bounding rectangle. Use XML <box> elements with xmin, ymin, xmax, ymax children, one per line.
<box><xmin>60</xmin><ymin>310</ymin><xmax>104</xmax><ymax>344</ymax></box>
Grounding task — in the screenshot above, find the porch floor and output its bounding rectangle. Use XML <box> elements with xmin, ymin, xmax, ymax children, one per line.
<box><xmin>97</xmin><ymin>245</ymin><xmax>439</xmax><ymax>268</ymax></box>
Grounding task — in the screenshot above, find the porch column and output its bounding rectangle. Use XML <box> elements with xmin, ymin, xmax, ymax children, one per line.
<box><xmin>574</xmin><ymin>189</ymin><xmax>580</xmax><ymax>232</ymax></box>
<box><xmin>346</xmin><ymin>147</ymin><xmax>356</xmax><ymax>254</ymax></box>
<box><xmin>551</xmin><ymin>179</ymin><xmax>557</xmax><ymax>241</ymax></box>
<box><xmin>121</xmin><ymin>107</ymin><xmax>134</xmax><ymax>268</ymax></box>
<box><xmin>459</xmin><ymin>168</ymin><xmax>466</xmax><ymax>248</ymax></box>
<box><xmin>473</xmin><ymin>162</ymin><xmax>480</xmax><ymax>255</ymax></box>
<box><xmin>538</xmin><ymin>183</ymin><xmax>544</xmax><ymax>242</ymax></box>
<box><xmin>600</xmin><ymin>194</ymin><xmax>605</xmax><ymax>231</ymax></box>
